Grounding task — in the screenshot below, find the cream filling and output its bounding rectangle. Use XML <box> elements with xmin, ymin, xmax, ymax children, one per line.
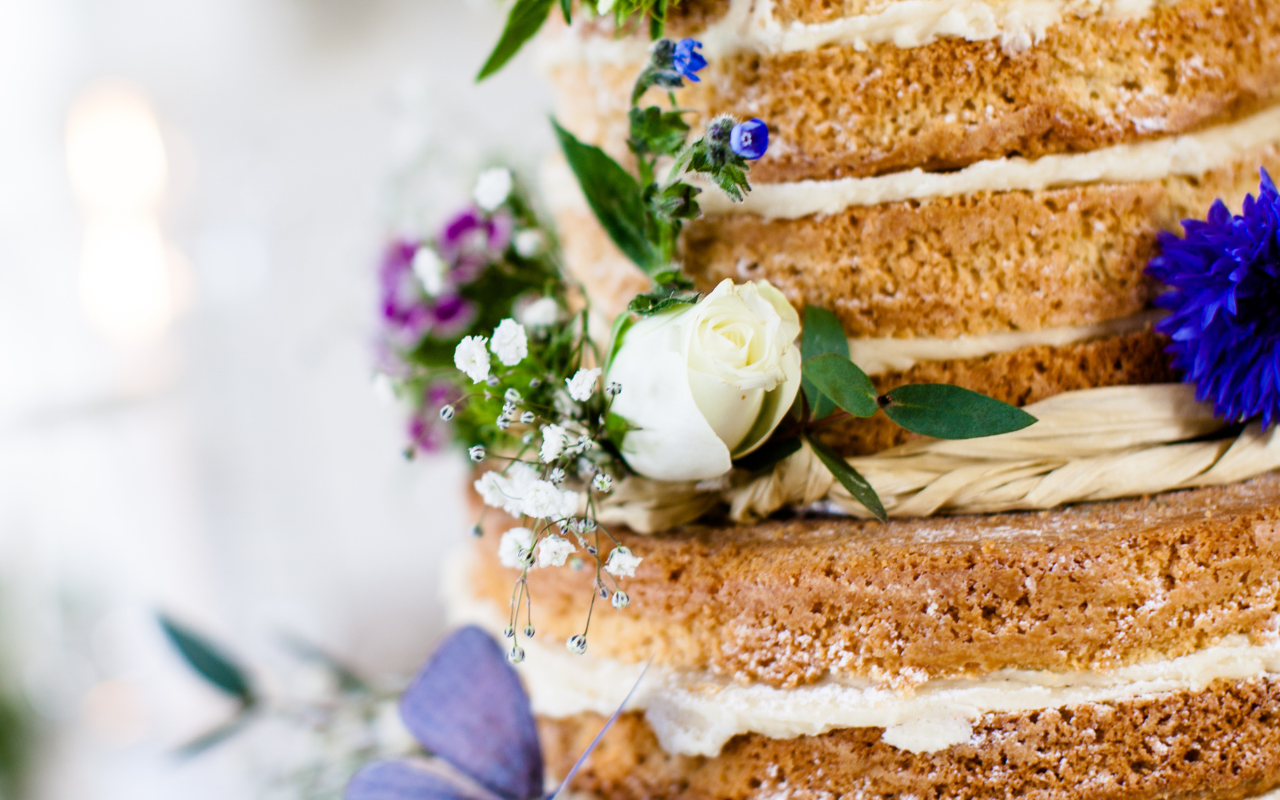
<box><xmin>537</xmin><ymin>0</ymin><xmax>1178</xmax><ymax>67</ymax></box>
<box><xmin>698</xmin><ymin>103</ymin><xmax>1280</xmax><ymax>219</ymax></box>
<box><xmin>848</xmin><ymin>309</ymin><xmax>1162</xmax><ymax>375</ymax></box>
<box><xmin>447</xmin><ymin>581</ymin><xmax>1280</xmax><ymax>758</ymax></box>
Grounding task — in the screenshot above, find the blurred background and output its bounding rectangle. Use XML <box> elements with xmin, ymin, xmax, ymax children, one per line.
<box><xmin>0</xmin><ymin>0</ymin><xmax>552</xmax><ymax>796</ymax></box>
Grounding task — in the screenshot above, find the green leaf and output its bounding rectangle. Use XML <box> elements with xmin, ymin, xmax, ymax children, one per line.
<box><xmin>553</xmin><ymin>119</ymin><xmax>663</xmax><ymax>273</ymax></box>
<box><xmin>880</xmin><ymin>384</ymin><xmax>1038</xmax><ymax>440</ymax></box>
<box><xmin>476</xmin><ymin>0</ymin><xmax>555</xmax><ymax>81</ymax></box>
<box><xmin>605</xmin><ymin>412</ymin><xmax>639</xmax><ymax>447</ymax></box>
<box><xmin>629</xmin><ymin>106</ymin><xmax>690</xmax><ymax>158</ymax></box>
<box><xmin>802</xmin><ymin>354</ymin><xmax>877</xmax><ymax>418</ymax></box>
<box><xmin>733</xmin><ymin>436</ymin><xmax>802</xmax><ymax>473</ymax></box>
<box><xmin>175</xmin><ymin>714</ymin><xmax>254</xmax><ymax>759</ymax></box>
<box><xmin>158</xmin><ymin>614</ymin><xmax>256</xmax><ymax>706</ymax></box>
<box><xmin>559</xmin><ymin>0</ymin><xmax>572</xmax><ymax>22</ymax></box>
<box><xmin>806</xmin><ymin>436</ymin><xmax>886</xmax><ymax>522</ymax></box>
<box><xmin>800</xmin><ymin>306</ymin><xmax>850</xmax><ymax>419</ymax></box>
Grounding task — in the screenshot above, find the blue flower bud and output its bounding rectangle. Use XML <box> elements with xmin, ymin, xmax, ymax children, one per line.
<box><xmin>672</xmin><ymin>39</ymin><xmax>707</xmax><ymax>82</ymax></box>
<box><xmin>730</xmin><ymin>118</ymin><xmax>769</xmax><ymax>160</ymax></box>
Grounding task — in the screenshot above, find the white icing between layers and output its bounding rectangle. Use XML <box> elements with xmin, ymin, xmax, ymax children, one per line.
<box><xmin>848</xmin><ymin>309</ymin><xmax>1163</xmax><ymax>375</ymax></box>
<box><xmin>698</xmin><ymin>103</ymin><xmax>1280</xmax><ymax>219</ymax></box>
<box><xmin>538</xmin><ymin>0</ymin><xmax>1178</xmax><ymax>67</ymax></box>
<box><xmin>447</xmin><ymin>585</ymin><xmax>1280</xmax><ymax>758</ymax></box>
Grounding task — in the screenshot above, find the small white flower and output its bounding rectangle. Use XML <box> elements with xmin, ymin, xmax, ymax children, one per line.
<box><xmin>604</xmin><ymin>545</ymin><xmax>642</xmax><ymax>578</ymax></box>
<box><xmin>514</xmin><ymin>229</ymin><xmax>545</xmax><ymax>258</ymax></box>
<box><xmin>566</xmin><ymin>368</ymin><xmax>601</xmax><ymax>402</ymax></box>
<box><xmin>548</xmin><ymin>467</ymin><xmax>566</xmax><ymax>485</ymax></box>
<box><xmin>490</xmin><ymin>318</ymin><xmax>529</xmax><ymax>367</ymax></box>
<box><xmin>474</xmin><ymin>472</ymin><xmax>507</xmax><ymax>509</ymax></box>
<box><xmin>454</xmin><ymin>336</ymin><xmax>491</xmax><ymax>384</ymax></box>
<box><xmin>468</xmin><ymin>445</ymin><xmax>486</xmax><ymax>463</ymax></box>
<box><xmin>473</xmin><ymin>167</ymin><xmax>513</xmax><ymax>212</ymax></box>
<box><xmin>536</xmin><ymin>534</ymin><xmax>575</xmax><ymax>568</ymax></box>
<box><xmin>498</xmin><ymin>527</ymin><xmax>535</xmax><ymax>569</ymax></box>
<box><xmin>412</xmin><ymin>247</ymin><xmax>447</xmax><ymax>296</ymax></box>
<box><xmin>521</xmin><ymin>481</ymin><xmax>578</xmax><ymax>520</ymax></box>
<box><xmin>540</xmin><ymin>424</ymin><xmax>570</xmax><ymax>463</ymax></box>
<box><xmin>592</xmin><ymin>473</ymin><xmax>613</xmax><ymax>493</ymax></box>
<box><xmin>519</xmin><ymin>296</ymin><xmax>559</xmax><ymax>328</ymax></box>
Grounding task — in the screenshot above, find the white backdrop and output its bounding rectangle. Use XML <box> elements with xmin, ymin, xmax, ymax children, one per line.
<box><xmin>0</xmin><ymin>0</ymin><xmax>552</xmax><ymax>796</ymax></box>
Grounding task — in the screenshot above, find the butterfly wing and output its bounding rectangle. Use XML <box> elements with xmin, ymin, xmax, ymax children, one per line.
<box><xmin>547</xmin><ymin>660</ymin><xmax>650</xmax><ymax>800</ymax></box>
<box><xmin>399</xmin><ymin>626</ymin><xmax>543</xmax><ymax>800</ymax></box>
<box><xmin>345</xmin><ymin>760</ymin><xmax>484</xmax><ymax>800</ymax></box>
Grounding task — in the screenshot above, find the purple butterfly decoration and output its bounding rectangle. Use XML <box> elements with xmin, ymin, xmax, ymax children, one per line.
<box><xmin>345</xmin><ymin>626</ymin><xmax>644</xmax><ymax>800</ymax></box>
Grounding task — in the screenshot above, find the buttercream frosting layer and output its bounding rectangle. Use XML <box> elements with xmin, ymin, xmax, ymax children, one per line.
<box><xmin>452</xmin><ymin>587</ymin><xmax>1280</xmax><ymax>756</ymax></box>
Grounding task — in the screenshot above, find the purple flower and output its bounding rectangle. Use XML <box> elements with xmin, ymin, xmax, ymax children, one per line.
<box><xmin>428</xmin><ymin>294</ymin><xmax>476</xmax><ymax>338</ymax></box>
<box><xmin>379</xmin><ymin>240</ymin><xmax>431</xmax><ymax>339</ymax></box>
<box><xmin>1147</xmin><ymin>168</ymin><xmax>1280</xmax><ymax>428</ymax></box>
<box><xmin>672</xmin><ymin>39</ymin><xmax>707</xmax><ymax>82</ymax></box>
<box><xmin>730</xmin><ymin>119</ymin><xmax>769</xmax><ymax>160</ymax></box>
<box><xmin>438</xmin><ymin>208</ymin><xmax>512</xmax><ymax>275</ymax></box>
<box><xmin>408</xmin><ymin>414</ymin><xmax>445</xmax><ymax>452</ymax></box>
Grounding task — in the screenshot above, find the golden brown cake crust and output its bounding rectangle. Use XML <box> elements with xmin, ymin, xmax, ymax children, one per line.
<box><xmin>540</xmin><ymin>677</ymin><xmax>1280</xmax><ymax>800</ymax></box>
<box><xmin>472</xmin><ymin>473</ymin><xmax>1280</xmax><ymax>687</ymax></box>
<box><xmin>554</xmin><ymin>0</ymin><xmax>1280</xmax><ymax>182</ymax></box>
<box><xmin>819</xmin><ymin>329</ymin><xmax>1177</xmax><ymax>456</ymax></box>
<box><xmin>680</xmin><ymin>144</ymin><xmax>1280</xmax><ymax>338</ymax></box>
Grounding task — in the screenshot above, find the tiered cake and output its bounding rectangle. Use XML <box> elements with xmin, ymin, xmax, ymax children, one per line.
<box><xmin>452</xmin><ymin>1</ymin><xmax>1280</xmax><ymax>798</ymax></box>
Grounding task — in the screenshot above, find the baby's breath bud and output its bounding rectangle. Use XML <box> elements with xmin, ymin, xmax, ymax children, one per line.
<box><xmin>592</xmin><ymin>474</ymin><xmax>613</xmax><ymax>493</ymax></box>
<box><xmin>524</xmin><ymin>624</ymin><xmax>535</xmax><ymax>638</ymax></box>
<box><xmin>503</xmin><ymin>625</ymin><xmax>515</xmax><ymax>639</ymax></box>
<box><xmin>469</xmin><ymin>445</ymin><xmax>486</xmax><ymax>463</ymax></box>
<box><xmin>586</xmin><ymin>545</ymin><xmax>598</xmax><ymax>556</ymax></box>
<box><xmin>440</xmin><ymin>405</ymin><xmax>455</xmax><ymax>421</ymax></box>
<box><xmin>503</xmin><ymin>401</ymin><xmax>518</xmax><ymax>416</ymax></box>
<box><xmin>570</xmin><ymin>556</ymin><xmax>584</xmax><ymax>570</ymax></box>
<box><xmin>598</xmin><ymin>585</ymin><xmax>609</xmax><ymax>599</ymax></box>
<box><xmin>518</xmin><ymin>548</ymin><xmax>535</xmax><ymax>567</ymax></box>
<box><xmin>496</xmin><ymin>416</ymin><xmax>511</xmax><ymax>431</ymax></box>
<box><xmin>508</xmin><ymin>646</ymin><xmax>526</xmax><ymax>663</ymax></box>
<box><xmin>522</xmin><ymin>431</ymin><xmax>535</xmax><ymax>444</ymax></box>
<box><xmin>486</xmin><ymin>375</ymin><xmax>500</xmax><ymax>387</ymax></box>
<box><xmin>566</xmin><ymin>635</ymin><xmax>588</xmax><ymax>655</ymax></box>
<box><xmin>607</xmin><ymin>381</ymin><xmax>622</xmax><ymax>397</ymax></box>
<box><xmin>549</xmin><ymin>467</ymin><xmax>566</xmax><ymax>485</ymax></box>
<box><xmin>579</xmin><ymin>517</ymin><xmax>597</xmax><ymax>533</ymax></box>
<box><xmin>520</xmin><ymin>411</ymin><xmax>535</xmax><ymax>425</ymax></box>
<box><xmin>470</xmin><ymin>523</ymin><xmax>483</xmax><ymax>538</ymax></box>
<box><xmin>505</xmin><ymin>388</ymin><xmax>522</xmax><ymax>403</ymax></box>
<box><xmin>529</xmin><ymin>378</ymin><xmax>542</xmax><ymax>388</ymax></box>
<box><xmin>612</xmin><ymin>590</ymin><xmax>630</xmax><ymax>609</ymax></box>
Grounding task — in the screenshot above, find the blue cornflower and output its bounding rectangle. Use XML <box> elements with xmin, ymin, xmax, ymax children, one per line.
<box><xmin>1147</xmin><ymin>168</ymin><xmax>1280</xmax><ymax>428</ymax></box>
<box><xmin>672</xmin><ymin>39</ymin><xmax>707</xmax><ymax>82</ymax></box>
<box><xmin>730</xmin><ymin>118</ymin><xmax>769</xmax><ymax>160</ymax></box>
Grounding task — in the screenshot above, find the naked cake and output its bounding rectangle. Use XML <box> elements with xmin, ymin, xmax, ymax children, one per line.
<box><xmin>417</xmin><ymin>0</ymin><xmax>1280</xmax><ymax>799</ymax></box>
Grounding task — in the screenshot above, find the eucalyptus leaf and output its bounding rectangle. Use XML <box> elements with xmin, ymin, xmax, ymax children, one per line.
<box><xmin>800</xmin><ymin>306</ymin><xmax>850</xmax><ymax>419</ymax></box>
<box><xmin>881</xmin><ymin>384</ymin><xmax>1038</xmax><ymax>440</ymax></box>
<box><xmin>476</xmin><ymin>0</ymin><xmax>555</xmax><ymax>81</ymax></box>
<box><xmin>733</xmin><ymin>436</ymin><xmax>802</xmax><ymax>473</ymax></box>
<box><xmin>806</xmin><ymin>436</ymin><xmax>886</xmax><ymax>522</ymax></box>
<box><xmin>158</xmin><ymin>614</ymin><xmax>256</xmax><ymax>707</ymax></box>
<box><xmin>802</xmin><ymin>354</ymin><xmax>878</xmax><ymax>418</ymax></box>
<box><xmin>553</xmin><ymin>120</ymin><xmax>662</xmax><ymax>273</ymax></box>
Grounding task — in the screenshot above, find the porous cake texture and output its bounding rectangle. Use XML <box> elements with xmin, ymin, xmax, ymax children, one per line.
<box><xmin>481</xmin><ymin>0</ymin><xmax>1280</xmax><ymax>796</ymax></box>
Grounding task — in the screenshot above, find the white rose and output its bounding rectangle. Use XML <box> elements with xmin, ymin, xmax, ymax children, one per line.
<box><xmin>606</xmin><ymin>279</ymin><xmax>802</xmax><ymax>482</ymax></box>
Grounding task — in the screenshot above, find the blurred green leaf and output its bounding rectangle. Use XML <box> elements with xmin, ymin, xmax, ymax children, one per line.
<box><xmin>802</xmin><ymin>354</ymin><xmax>878</xmax><ymax>418</ymax></box>
<box><xmin>158</xmin><ymin>614</ymin><xmax>255</xmax><ymax>707</ymax></box>
<box><xmin>476</xmin><ymin>0</ymin><xmax>555</xmax><ymax>81</ymax></box>
<box><xmin>881</xmin><ymin>385</ymin><xmax>1038</xmax><ymax>440</ymax></box>
<box><xmin>733</xmin><ymin>436</ymin><xmax>802</xmax><ymax>473</ymax></box>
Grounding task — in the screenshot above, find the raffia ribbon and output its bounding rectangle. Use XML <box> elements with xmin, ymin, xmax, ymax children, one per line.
<box><xmin>597</xmin><ymin>384</ymin><xmax>1280</xmax><ymax>533</ymax></box>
